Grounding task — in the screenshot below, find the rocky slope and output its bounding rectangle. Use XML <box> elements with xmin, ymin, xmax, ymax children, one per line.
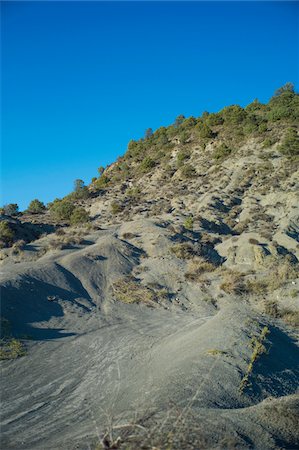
<box><xmin>1</xmin><ymin>87</ymin><xmax>299</xmax><ymax>449</ymax></box>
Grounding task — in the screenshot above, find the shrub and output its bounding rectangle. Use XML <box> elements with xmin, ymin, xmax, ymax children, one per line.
<box><xmin>171</xmin><ymin>243</ymin><xmax>195</xmax><ymax>259</ymax></box>
<box><xmin>0</xmin><ymin>221</ymin><xmax>14</xmax><ymax>247</ymax></box>
<box><xmin>239</xmin><ymin>326</ymin><xmax>269</xmax><ymax>393</ymax></box>
<box><xmin>177</xmin><ymin>149</ymin><xmax>191</xmax><ymax>165</ymax></box>
<box><xmin>49</xmin><ymin>200</ymin><xmax>75</xmax><ymax>221</ymax></box>
<box><xmin>279</xmin><ymin>128</ymin><xmax>299</xmax><ymax>156</ymax></box>
<box><xmin>268</xmin><ymin>86</ymin><xmax>299</xmax><ymax>121</ymax></box>
<box><xmin>262</xmin><ymin>138</ymin><xmax>274</xmax><ymax>148</ymax></box>
<box><xmin>185</xmin><ymin>258</ymin><xmax>216</xmax><ymax>281</ymax></box>
<box><xmin>70</xmin><ymin>207</ymin><xmax>89</xmax><ymax>225</ymax></box>
<box><xmin>0</xmin><ymin>338</ymin><xmax>26</xmax><ymax>360</ymax></box>
<box><xmin>95</xmin><ymin>175</ymin><xmax>110</xmax><ymax>188</ymax></box>
<box><xmin>98</xmin><ymin>166</ymin><xmax>105</xmax><ymax>176</ymax></box>
<box><xmin>198</xmin><ymin>123</ymin><xmax>214</xmax><ymax>139</ymax></box>
<box><xmin>11</xmin><ymin>239</ymin><xmax>26</xmax><ymax>255</ymax></box>
<box><xmin>111</xmin><ymin>201</ymin><xmax>123</xmax><ymax>214</ymax></box>
<box><xmin>3</xmin><ymin>204</ymin><xmax>19</xmax><ymax>216</ymax></box>
<box><xmin>184</xmin><ymin>216</ymin><xmax>194</xmax><ymax>230</ymax></box>
<box><xmin>221</xmin><ymin>105</ymin><xmax>247</xmax><ymax>124</ymax></box>
<box><xmin>140</xmin><ymin>157</ymin><xmax>156</xmax><ymax>173</ymax></box>
<box><xmin>245</xmin><ymin>98</ymin><xmax>267</xmax><ymax>112</ymax></box>
<box><xmin>111</xmin><ymin>277</ymin><xmax>157</xmax><ymax>306</ymax></box>
<box><xmin>206</xmin><ymin>112</ymin><xmax>224</xmax><ymax>127</ymax></box>
<box><xmin>179</xmin><ymin>130</ymin><xmax>190</xmax><ymax>144</ymax></box>
<box><xmin>27</xmin><ymin>199</ymin><xmax>46</xmax><ymax>214</ymax></box>
<box><xmin>220</xmin><ymin>270</ymin><xmax>245</xmax><ymax>295</ymax></box>
<box><xmin>213</xmin><ymin>144</ymin><xmax>232</xmax><ymax>160</ymax></box>
<box><xmin>181</xmin><ymin>164</ymin><xmax>196</xmax><ymax>178</ymax></box>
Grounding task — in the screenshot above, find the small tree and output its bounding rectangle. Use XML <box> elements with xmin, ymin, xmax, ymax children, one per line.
<box><xmin>27</xmin><ymin>199</ymin><xmax>46</xmax><ymax>214</ymax></box>
<box><xmin>3</xmin><ymin>204</ymin><xmax>19</xmax><ymax>216</ymax></box>
<box><xmin>144</xmin><ymin>128</ymin><xmax>153</xmax><ymax>139</ymax></box>
<box><xmin>274</xmin><ymin>82</ymin><xmax>295</xmax><ymax>97</ymax></box>
<box><xmin>174</xmin><ymin>115</ymin><xmax>185</xmax><ymax>128</ymax></box>
<box><xmin>0</xmin><ymin>221</ymin><xmax>14</xmax><ymax>247</ymax></box>
<box><xmin>73</xmin><ymin>179</ymin><xmax>89</xmax><ymax>199</ymax></box>
<box><xmin>98</xmin><ymin>166</ymin><xmax>105</xmax><ymax>176</ymax></box>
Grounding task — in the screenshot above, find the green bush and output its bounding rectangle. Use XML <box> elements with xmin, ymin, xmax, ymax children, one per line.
<box><xmin>27</xmin><ymin>199</ymin><xmax>46</xmax><ymax>214</ymax></box>
<box><xmin>70</xmin><ymin>207</ymin><xmax>89</xmax><ymax>225</ymax></box>
<box><xmin>184</xmin><ymin>216</ymin><xmax>194</xmax><ymax>230</ymax></box>
<box><xmin>198</xmin><ymin>123</ymin><xmax>214</xmax><ymax>139</ymax></box>
<box><xmin>179</xmin><ymin>130</ymin><xmax>190</xmax><ymax>144</ymax></box>
<box><xmin>0</xmin><ymin>338</ymin><xmax>26</xmax><ymax>360</ymax></box>
<box><xmin>213</xmin><ymin>143</ymin><xmax>232</xmax><ymax>160</ymax></box>
<box><xmin>49</xmin><ymin>200</ymin><xmax>75</xmax><ymax>221</ymax></box>
<box><xmin>268</xmin><ymin>85</ymin><xmax>299</xmax><ymax>121</ymax></box>
<box><xmin>3</xmin><ymin>204</ymin><xmax>19</xmax><ymax>216</ymax></box>
<box><xmin>221</xmin><ymin>105</ymin><xmax>247</xmax><ymax>124</ymax></box>
<box><xmin>279</xmin><ymin>128</ymin><xmax>299</xmax><ymax>156</ymax></box>
<box><xmin>95</xmin><ymin>175</ymin><xmax>110</xmax><ymax>189</ymax></box>
<box><xmin>177</xmin><ymin>149</ymin><xmax>191</xmax><ymax>165</ymax></box>
<box><xmin>206</xmin><ymin>112</ymin><xmax>224</xmax><ymax>127</ymax></box>
<box><xmin>0</xmin><ymin>221</ymin><xmax>14</xmax><ymax>246</ymax></box>
<box><xmin>140</xmin><ymin>157</ymin><xmax>156</xmax><ymax>173</ymax></box>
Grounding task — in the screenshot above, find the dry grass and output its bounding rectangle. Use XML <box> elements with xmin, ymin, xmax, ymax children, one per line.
<box><xmin>185</xmin><ymin>257</ymin><xmax>216</xmax><ymax>281</ymax></box>
<box><xmin>47</xmin><ymin>231</ymin><xmax>85</xmax><ymax>251</ymax></box>
<box><xmin>239</xmin><ymin>326</ymin><xmax>269</xmax><ymax>393</ymax></box>
<box><xmin>279</xmin><ymin>309</ymin><xmax>299</xmax><ymax>327</ymax></box>
<box><xmin>111</xmin><ymin>277</ymin><xmax>158</xmax><ymax>306</ymax></box>
<box><xmin>170</xmin><ymin>242</ymin><xmax>195</xmax><ymax>259</ymax></box>
<box><xmin>219</xmin><ymin>269</ymin><xmax>246</xmax><ymax>295</ymax></box>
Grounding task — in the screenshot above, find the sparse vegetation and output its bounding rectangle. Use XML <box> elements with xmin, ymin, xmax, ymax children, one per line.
<box><xmin>220</xmin><ymin>269</ymin><xmax>246</xmax><ymax>295</ymax></box>
<box><xmin>111</xmin><ymin>201</ymin><xmax>123</xmax><ymax>214</ymax></box>
<box><xmin>2</xmin><ymin>204</ymin><xmax>19</xmax><ymax>216</ymax></box>
<box><xmin>111</xmin><ymin>277</ymin><xmax>157</xmax><ymax>306</ymax></box>
<box><xmin>27</xmin><ymin>199</ymin><xmax>46</xmax><ymax>214</ymax></box>
<box><xmin>279</xmin><ymin>128</ymin><xmax>299</xmax><ymax>156</ymax></box>
<box><xmin>49</xmin><ymin>199</ymin><xmax>75</xmax><ymax>221</ymax></box>
<box><xmin>213</xmin><ymin>143</ymin><xmax>232</xmax><ymax>160</ymax></box>
<box><xmin>180</xmin><ymin>164</ymin><xmax>196</xmax><ymax>178</ymax></box>
<box><xmin>0</xmin><ymin>318</ymin><xmax>26</xmax><ymax>361</ymax></box>
<box><xmin>239</xmin><ymin>326</ymin><xmax>270</xmax><ymax>393</ymax></box>
<box><xmin>70</xmin><ymin>207</ymin><xmax>90</xmax><ymax>225</ymax></box>
<box><xmin>170</xmin><ymin>243</ymin><xmax>195</xmax><ymax>259</ymax></box>
<box><xmin>185</xmin><ymin>257</ymin><xmax>216</xmax><ymax>281</ymax></box>
<box><xmin>0</xmin><ymin>221</ymin><xmax>15</xmax><ymax>247</ymax></box>
<box><xmin>184</xmin><ymin>216</ymin><xmax>194</xmax><ymax>230</ymax></box>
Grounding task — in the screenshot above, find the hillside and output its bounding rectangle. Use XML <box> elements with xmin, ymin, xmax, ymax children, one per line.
<box><xmin>1</xmin><ymin>84</ymin><xmax>299</xmax><ymax>450</ymax></box>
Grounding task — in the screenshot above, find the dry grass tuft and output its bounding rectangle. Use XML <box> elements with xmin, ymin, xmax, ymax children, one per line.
<box><xmin>219</xmin><ymin>269</ymin><xmax>246</xmax><ymax>295</ymax></box>
<box><xmin>185</xmin><ymin>257</ymin><xmax>216</xmax><ymax>281</ymax></box>
<box><xmin>170</xmin><ymin>242</ymin><xmax>195</xmax><ymax>259</ymax></box>
<box><xmin>111</xmin><ymin>277</ymin><xmax>158</xmax><ymax>306</ymax></box>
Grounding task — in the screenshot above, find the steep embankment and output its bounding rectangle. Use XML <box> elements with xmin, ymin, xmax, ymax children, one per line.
<box><xmin>1</xmin><ymin>89</ymin><xmax>299</xmax><ymax>449</ymax></box>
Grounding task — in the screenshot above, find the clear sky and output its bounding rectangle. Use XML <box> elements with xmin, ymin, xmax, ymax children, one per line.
<box><xmin>1</xmin><ymin>1</ymin><xmax>298</xmax><ymax>210</ymax></box>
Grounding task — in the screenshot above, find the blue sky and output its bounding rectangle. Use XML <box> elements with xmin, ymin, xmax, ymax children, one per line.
<box><xmin>1</xmin><ymin>1</ymin><xmax>298</xmax><ymax>210</ymax></box>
